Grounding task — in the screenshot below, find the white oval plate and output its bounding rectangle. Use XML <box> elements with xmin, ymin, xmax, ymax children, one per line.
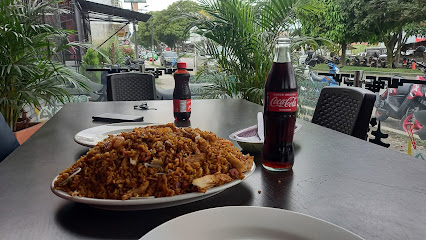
<box><xmin>51</xmin><ymin>164</ymin><xmax>256</xmax><ymax>211</ymax></box>
<box><xmin>140</xmin><ymin>206</ymin><xmax>364</xmax><ymax>240</ymax></box>
<box><xmin>74</xmin><ymin>122</ymin><xmax>158</xmax><ymax>147</ymax></box>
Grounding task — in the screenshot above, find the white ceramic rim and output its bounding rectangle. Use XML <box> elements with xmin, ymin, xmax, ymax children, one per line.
<box><xmin>73</xmin><ymin>122</ymin><xmax>159</xmax><ymax>147</ymax></box>
<box><xmin>140</xmin><ymin>206</ymin><xmax>364</xmax><ymax>240</ymax></box>
<box><xmin>51</xmin><ymin>163</ymin><xmax>256</xmax><ymax>209</ymax></box>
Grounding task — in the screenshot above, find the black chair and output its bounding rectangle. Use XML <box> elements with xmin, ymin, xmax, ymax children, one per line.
<box><xmin>0</xmin><ymin>113</ymin><xmax>20</xmax><ymax>163</ymax></box>
<box><xmin>311</xmin><ymin>86</ymin><xmax>376</xmax><ymax>140</ymax></box>
<box><xmin>107</xmin><ymin>72</ymin><xmax>156</xmax><ymax>101</ymax></box>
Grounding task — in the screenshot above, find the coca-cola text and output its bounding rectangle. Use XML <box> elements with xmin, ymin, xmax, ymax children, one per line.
<box><xmin>268</xmin><ymin>92</ymin><xmax>298</xmax><ymax>112</ymax></box>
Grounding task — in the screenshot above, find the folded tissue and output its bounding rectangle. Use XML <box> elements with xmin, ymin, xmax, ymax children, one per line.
<box><xmin>229</xmin><ymin>112</ymin><xmax>301</xmax><ymax>153</ymax></box>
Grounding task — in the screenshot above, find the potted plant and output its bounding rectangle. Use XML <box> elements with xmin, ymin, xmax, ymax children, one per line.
<box><xmin>0</xmin><ymin>0</ymin><xmax>86</xmax><ymax>137</ymax></box>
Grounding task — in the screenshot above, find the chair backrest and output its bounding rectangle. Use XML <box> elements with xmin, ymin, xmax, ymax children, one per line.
<box><xmin>0</xmin><ymin>113</ymin><xmax>20</xmax><ymax>163</ymax></box>
<box><xmin>107</xmin><ymin>72</ymin><xmax>156</xmax><ymax>101</ymax></box>
<box><xmin>311</xmin><ymin>86</ymin><xmax>376</xmax><ymax>140</ymax></box>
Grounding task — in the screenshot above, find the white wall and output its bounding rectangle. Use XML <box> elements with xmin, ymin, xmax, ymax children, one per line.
<box><xmin>88</xmin><ymin>0</ymin><xmax>128</xmax><ymax>46</ymax></box>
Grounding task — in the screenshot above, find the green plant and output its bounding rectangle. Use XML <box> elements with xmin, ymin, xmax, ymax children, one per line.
<box><xmin>80</xmin><ymin>49</ymin><xmax>101</xmax><ymax>83</ymax></box>
<box><xmin>98</xmin><ymin>36</ymin><xmax>125</xmax><ymax>65</ymax></box>
<box><xmin>0</xmin><ymin>0</ymin><xmax>86</xmax><ymax>130</ymax></box>
<box><xmin>138</xmin><ymin>1</ymin><xmax>200</xmax><ymax>49</ymax></box>
<box><xmin>190</xmin><ymin>0</ymin><xmax>316</xmax><ymax>104</ymax></box>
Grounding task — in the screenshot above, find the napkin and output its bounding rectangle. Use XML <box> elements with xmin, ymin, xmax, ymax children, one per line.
<box><xmin>230</xmin><ymin>112</ymin><xmax>301</xmax><ymax>144</ymax></box>
<box><xmin>232</xmin><ymin>112</ymin><xmax>263</xmax><ymax>143</ymax></box>
<box><xmin>257</xmin><ymin>112</ymin><xmax>264</xmax><ymax>141</ymax></box>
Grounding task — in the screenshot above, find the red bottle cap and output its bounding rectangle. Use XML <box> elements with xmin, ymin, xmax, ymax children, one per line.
<box><xmin>177</xmin><ymin>62</ymin><xmax>186</xmax><ymax>69</ymax></box>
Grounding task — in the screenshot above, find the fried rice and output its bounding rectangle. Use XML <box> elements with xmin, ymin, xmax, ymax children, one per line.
<box><xmin>53</xmin><ymin>123</ymin><xmax>254</xmax><ymax>200</ymax></box>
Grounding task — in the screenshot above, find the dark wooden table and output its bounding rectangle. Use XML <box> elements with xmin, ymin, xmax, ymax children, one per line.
<box><xmin>1</xmin><ymin>99</ymin><xmax>425</xmax><ymax>239</ymax></box>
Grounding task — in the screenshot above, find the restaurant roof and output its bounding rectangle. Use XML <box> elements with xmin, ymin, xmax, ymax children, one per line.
<box><xmin>77</xmin><ymin>0</ymin><xmax>151</xmax><ymax>23</ymax></box>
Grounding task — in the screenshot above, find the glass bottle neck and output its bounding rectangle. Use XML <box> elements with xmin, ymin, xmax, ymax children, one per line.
<box><xmin>273</xmin><ymin>38</ymin><xmax>291</xmax><ymax>63</ymax></box>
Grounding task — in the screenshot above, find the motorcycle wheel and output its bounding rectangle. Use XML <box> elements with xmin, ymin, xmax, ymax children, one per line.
<box><xmin>375</xmin><ymin>109</ymin><xmax>389</xmax><ymax>121</ymax></box>
<box><xmin>401</xmin><ymin>113</ymin><xmax>424</xmax><ymax>133</ymax></box>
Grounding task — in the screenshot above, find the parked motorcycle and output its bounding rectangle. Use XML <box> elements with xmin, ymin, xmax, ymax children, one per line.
<box><xmin>124</xmin><ymin>56</ymin><xmax>145</xmax><ymax>69</ymax></box>
<box><xmin>360</xmin><ymin>57</ymin><xmax>368</xmax><ymax>67</ymax></box>
<box><xmin>378</xmin><ymin>57</ymin><xmax>386</xmax><ymax>68</ymax></box>
<box><xmin>325</xmin><ymin>56</ymin><xmax>341</xmax><ymax>65</ymax></box>
<box><xmin>369</xmin><ymin>56</ymin><xmax>378</xmax><ymax>67</ymax></box>
<box><xmin>305</xmin><ymin>51</ymin><xmax>327</xmax><ymax>67</ymax></box>
<box><xmin>351</xmin><ymin>56</ymin><xmax>361</xmax><ymax>66</ymax></box>
<box><xmin>375</xmin><ymin>60</ymin><xmax>426</xmax><ymax>139</ymax></box>
<box><xmin>402</xmin><ymin>57</ymin><xmax>411</xmax><ymax>69</ymax></box>
<box><xmin>316</xmin><ymin>55</ymin><xmax>326</xmax><ymax>64</ymax></box>
<box><xmin>400</xmin><ymin>60</ymin><xmax>426</xmax><ymax>139</ymax></box>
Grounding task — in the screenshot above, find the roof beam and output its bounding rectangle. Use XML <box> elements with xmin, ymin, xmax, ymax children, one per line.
<box><xmin>77</xmin><ymin>0</ymin><xmax>151</xmax><ymax>22</ymax></box>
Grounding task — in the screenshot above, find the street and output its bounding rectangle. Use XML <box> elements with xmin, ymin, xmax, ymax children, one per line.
<box><xmin>145</xmin><ymin>56</ymin><xmax>201</xmax><ymax>89</ymax></box>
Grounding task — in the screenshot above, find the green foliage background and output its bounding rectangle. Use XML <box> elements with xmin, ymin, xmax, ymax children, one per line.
<box><xmin>0</xmin><ymin>0</ymin><xmax>86</xmax><ymax>130</ymax></box>
<box><xmin>297</xmin><ymin>0</ymin><xmax>426</xmax><ymax>66</ymax></box>
<box><xmin>80</xmin><ymin>49</ymin><xmax>101</xmax><ymax>83</ymax></box>
<box><xmin>137</xmin><ymin>0</ymin><xmax>199</xmax><ymax>49</ymax></box>
<box><xmin>188</xmin><ymin>0</ymin><xmax>314</xmax><ymax>104</ymax></box>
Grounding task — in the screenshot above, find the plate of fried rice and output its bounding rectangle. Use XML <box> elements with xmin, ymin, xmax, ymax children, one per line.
<box><xmin>52</xmin><ymin>124</ymin><xmax>255</xmax><ymax>210</ymax></box>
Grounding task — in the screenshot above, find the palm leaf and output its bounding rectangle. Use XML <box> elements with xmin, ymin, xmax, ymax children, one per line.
<box><xmin>0</xmin><ymin>0</ymin><xmax>87</xmax><ymax>130</ymax></box>
<box><xmin>190</xmin><ymin>0</ymin><xmax>326</xmax><ymax>105</ymax></box>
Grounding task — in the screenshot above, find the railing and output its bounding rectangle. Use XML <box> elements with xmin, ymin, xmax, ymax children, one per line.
<box><xmin>317</xmin><ymin>72</ymin><xmax>426</xmax><ymax>92</ymax></box>
<box><xmin>86</xmin><ymin>65</ymin><xmax>194</xmax><ymax>78</ymax></box>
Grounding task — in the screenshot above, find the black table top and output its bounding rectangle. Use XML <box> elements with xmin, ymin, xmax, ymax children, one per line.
<box><xmin>1</xmin><ymin>99</ymin><xmax>425</xmax><ymax>239</ymax></box>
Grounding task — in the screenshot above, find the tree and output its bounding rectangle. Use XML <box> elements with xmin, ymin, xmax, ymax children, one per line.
<box><xmin>350</xmin><ymin>0</ymin><xmax>426</xmax><ymax>65</ymax></box>
<box><xmin>138</xmin><ymin>0</ymin><xmax>199</xmax><ymax>49</ymax></box>
<box><xmin>296</xmin><ymin>0</ymin><xmax>370</xmax><ymax>66</ymax></box>
<box><xmin>137</xmin><ymin>12</ymin><xmax>155</xmax><ymax>49</ymax></box>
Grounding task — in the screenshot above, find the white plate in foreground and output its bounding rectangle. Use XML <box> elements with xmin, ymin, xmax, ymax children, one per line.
<box><xmin>51</xmin><ymin>164</ymin><xmax>256</xmax><ymax>211</ymax></box>
<box><xmin>140</xmin><ymin>206</ymin><xmax>364</xmax><ymax>240</ymax></box>
<box><xmin>74</xmin><ymin>122</ymin><xmax>158</xmax><ymax>147</ymax></box>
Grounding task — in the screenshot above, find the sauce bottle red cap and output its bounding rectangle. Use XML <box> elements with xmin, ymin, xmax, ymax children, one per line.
<box><xmin>177</xmin><ymin>62</ymin><xmax>186</xmax><ymax>68</ymax></box>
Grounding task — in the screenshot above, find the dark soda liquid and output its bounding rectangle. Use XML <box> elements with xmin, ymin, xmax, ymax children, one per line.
<box><xmin>174</xmin><ymin>112</ymin><xmax>191</xmax><ymax>121</ymax></box>
<box><xmin>173</xmin><ymin>68</ymin><xmax>191</xmax><ymax>121</ymax></box>
<box><xmin>262</xmin><ymin>160</ymin><xmax>293</xmax><ymax>170</ymax></box>
<box><xmin>262</xmin><ymin>112</ymin><xmax>295</xmax><ymax>171</ymax></box>
<box><xmin>262</xmin><ymin>62</ymin><xmax>297</xmax><ymax>171</ymax></box>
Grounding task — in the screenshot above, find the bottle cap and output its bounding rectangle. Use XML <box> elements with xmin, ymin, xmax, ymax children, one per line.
<box><xmin>177</xmin><ymin>62</ymin><xmax>186</xmax><ymax>69</ymax></box>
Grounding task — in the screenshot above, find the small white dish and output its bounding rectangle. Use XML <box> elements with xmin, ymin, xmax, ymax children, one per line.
<box><xmin>51</xmin><ymin>164</ymin><xmax>256</xmax><ymax>211</ymax></box>
<box><xmin>140</xmin><ymin>206</ymin><xmax>364</xmax><ymax>240</ymax></box>
<box><xmin>74</xmin><ymin>122</ymin><xmax>158</xmax><ymax>147</ymax></box>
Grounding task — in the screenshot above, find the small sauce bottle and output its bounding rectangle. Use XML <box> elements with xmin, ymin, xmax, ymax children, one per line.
<box><xmin>173</xmin><ymin>62</ymin><xmax>191</xmax><ymax>121</ymax></box>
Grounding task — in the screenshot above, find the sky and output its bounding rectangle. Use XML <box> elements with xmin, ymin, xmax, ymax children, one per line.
<box><xmin>122</xmin><ymin>0</ymin><xmax>181</xmax><ymax>12</ymax></box>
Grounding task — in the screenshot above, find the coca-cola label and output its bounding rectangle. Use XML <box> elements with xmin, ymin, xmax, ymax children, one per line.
<box><xmin>267</xmin><ymin>92</ymin><xmax>298</xmax><ymax>112</ymax></box>
<box><xmin>173</xmin><ymin>99</ymin><xmax>191</xmax><ymax>112</ymax></box>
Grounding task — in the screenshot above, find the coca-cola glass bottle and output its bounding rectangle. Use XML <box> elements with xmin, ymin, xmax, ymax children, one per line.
<box><xmin>262</xmin><ymin>37</ymin><xmax>298</xmax><ymax>171</ymax></box>
<box><xmin>173</xmin><ymin>62</ymin><xmax>191</xmax><ymax>121</ymax></box>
